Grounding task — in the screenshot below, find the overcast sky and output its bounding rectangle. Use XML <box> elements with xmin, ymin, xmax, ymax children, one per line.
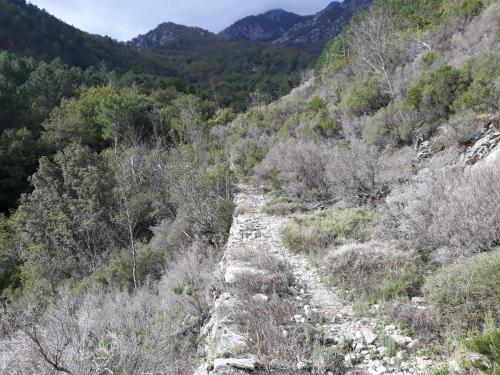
<box><xmin>28</xmin><ymin>0</ymin><xmax>333</xmax><ymax>41</ymax></box>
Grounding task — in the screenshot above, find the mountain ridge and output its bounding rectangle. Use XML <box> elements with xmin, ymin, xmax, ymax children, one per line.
<box><xmin>218</xmin><ymin>0</ymin><xmax>371</xmax><ymax>51</ymax></box>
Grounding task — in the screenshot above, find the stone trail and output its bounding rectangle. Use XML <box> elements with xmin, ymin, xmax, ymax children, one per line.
<box><xmin>195</xmin><ymin>185</ymin><xmax>433</xmax><ymax>375</ymax></box>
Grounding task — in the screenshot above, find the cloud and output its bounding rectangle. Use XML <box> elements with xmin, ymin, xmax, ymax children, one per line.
<box><xmin>28</xmin><ymin>0</ymin><xmax>333</xmax><ymax>41</ymax></box>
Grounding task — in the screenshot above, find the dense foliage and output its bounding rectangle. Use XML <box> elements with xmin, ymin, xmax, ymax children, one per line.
<box><xmin>0</xmin><ymin>0</ymin><xmax>313</xmax><ymax>112</ymax></box>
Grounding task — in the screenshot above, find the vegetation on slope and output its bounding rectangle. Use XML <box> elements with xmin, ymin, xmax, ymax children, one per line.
<box><xmin>223</xmin><ymin>0</ymin><xmax>499</xmax><ymax>369</ymax></box>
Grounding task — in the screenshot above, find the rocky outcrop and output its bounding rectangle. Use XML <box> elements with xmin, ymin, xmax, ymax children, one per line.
<box><xmin>462</xmin><ymin>116</ymin><xmax>500</xmax><ymax>166</ymax></box>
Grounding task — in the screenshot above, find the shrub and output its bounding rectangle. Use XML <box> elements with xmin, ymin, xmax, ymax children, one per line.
<box><xmin>325</xmin><ymin>140</ymin><xmax>387</xmax><ymax>205</ymax></box>
<box><xmin>453</xmin><ymin>54</ymin><xmax>499</xmax><ymax>112</ymax></box>
<box><xmin>440</xmin><ymin>110</ymin><xmax>485</xmax><ymax>146</ymax></box>
<box><xmin>423</xmin><ymin>249</ymin><xmax>500</xmax><ymax>327</ymax></box>
<box><xmin>454</xmin><ymin>0</ymin><xmax>485</xmax><ymax>19</ymax></box>
<box><xmin>325</xmin><ymin>241</ymin><xmax>421</xmax><ymax>300</ymax></box>
<box><xmin>254</xmin><ymin>140</ymin><xmax>332</xmax><ymax>199</ymax></box>
<box><xmin>282</xmin><ymin>208</ymin><xmax>377</xmax><ymax>254</ymax></box>
<box><xmin>386</xmin><ymin>159</ymin><xmax>500</xmax><ymax>256</ymax></box>
<box><xmin>465</xmin><ymin>314</ymin><xmax>500</xmax><ymax>374</ymax></box>
<box><xmin>422</xmin><ymin>51</ymin><xmax>441</xmax><ymax>68</ymax></box>
<box><xmin>345</xmin><ymin>76</ymin><xmax>390</xmax><ymax>117</ymax></box>
<box><xmin>363</xmin><ymin>102</ymin><xmax>417</xmax><ymax>147</ymax></box>
<box><xmin>405</xmin><ymin>64</ymin><xmax>463</xmax><ymax>128</ymax></box>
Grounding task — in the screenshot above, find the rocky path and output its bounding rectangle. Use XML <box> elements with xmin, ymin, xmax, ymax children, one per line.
<box><xmin>196</xmin><ymin>185</ymin><xmax>434</xmax><ymax>375</ymax></box>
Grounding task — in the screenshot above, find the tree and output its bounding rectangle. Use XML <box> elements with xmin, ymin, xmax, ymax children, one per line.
<box><xmin>348</xmin><ymin>7</ymin><xmax>403</xmax><ymax>100</ymax></box>
<box><xmin>0</xmin><ymin>128</ymin><xmax>44</xmax><ymax>212</ymax></box>
<box><xmin>17</xmin><ymin>144</ymin><xmax>120</xmax><ymax>292</ymax></box>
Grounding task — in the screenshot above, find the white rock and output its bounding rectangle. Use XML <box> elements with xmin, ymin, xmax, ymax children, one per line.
<box><xmin>213</xmin><ymin>354</ymin><xmax>259</xmax><ymax>371</ymax></box>
<box><xmin>407</xmin><ymin>339</ymin><xmax>421</xmax><ymax>350</ymax></box>
<box><xmin>252</xmin><ymin>293</ymin><xmax>268</xmax><ymax>302</ymax></box>
<box><xmin>363</xmin><ymin>329</ymin><xmax>378</xmax><ymax>345</ymax></box>
<box><xmin>391</xmin><ymin>334</ymin><xmax>412</xmax><ymax>346</ymax></box>
<box><xmin>193</xmin><ymin>364</ymin><xmax>209</xmax><ymax>375</ymax></box>
<box><xmin>411</xmin><ymin>296</ymin><xmax>425</xmax><ymax>305</ymax></box>
<box><xmin>294</xmin><ymin>314</ymin><xmax>304</xmax><ymax>323</ymax></box>
<box><xmin>297</xmin><ymin>361</ymin><xmax>307</xmax><ymax>370</ymax></box>
<box><xmin>303</xmin><ymin>304</ymin><xmax>311</xmax><ymax>316</ymax></box>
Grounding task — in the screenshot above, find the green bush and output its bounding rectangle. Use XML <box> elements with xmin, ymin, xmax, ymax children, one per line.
<box><xmin>345</xmin><ymin>77</ymin><xmax>390</xmax><ymax>116</ymax></box>
<box><xmin>422</xmin><ymin>51</ymin><xmax>441</xmax><ymax>68</ymax></box>
<box><xmin>424</xmin><ymin>249</ymin><xmax>500</xmax><ymax>327</ymax></box>
<box><xmin>453</xmin><ymin>54</ymin><xmax>499</xmax><ymax>112</ymax></box>
<box><xmin>282</xmin><ymin>208</ymin><xmax>377</xmax><ymax>254</ymax></box>
<box><xmin>405</xmin><ymin>64</ymin><xmax>463</xmax><ymax>126</ymax></box>
<box><xmin>465</xmin><ymin>314</ymin><xmax>500</xmax><ymax>374</ymax></box>
<box><xmin>454</xmin><ymin>0</ymin><xmax>485</xmax><ymax>19</ymax></box>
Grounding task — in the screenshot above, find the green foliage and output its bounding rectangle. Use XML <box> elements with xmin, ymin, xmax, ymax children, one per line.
<box><xmin>373</xmin><ymin>0</ymin><xmax>447</xmax><ymax>30</ymax></box>
<box><xmin>454</xmin><ymin>0</ymin><xmax>486</xmax><ymax>19</ymax></box>
<box><xmin>453</xmin><ymin>54</ymin><xmax>499</xmax><ymax>112</ymax></box>
<box><xmin>369</xmin><ymin>265</ymin><xmax>423</xmax><ymax>302</ymax></box>
<box><xmin>0</xmin><ymin>128</ymin><xmax>45</xmax><ymax>211</ymax></box>
<box><xmin>363</xmin><ymin>102</ymin><xmax>413</xmax><ymax>147</ymax></box>
<box><xmin>405</xmin><ymin>64</ymin><xmax>463</xmax><ymax>126</ymax></box>
<box><xmin>424</xmin><ymin>249</ymin><xmax>500</xmax><ymax>327</ymax></box>
<box><xmin>465</xmin><ymin>314</ymin><xmax>500</xmax><ymax>374</ymax></box>
<box><xmin>0</xmin><ymin>213</ymin><xmax>21</xmax><ymax>299</ymax></box>
<box><xmin>315</xmin><ymin>33</ymin><xmax>350</xmax><ymax>71</ymax></box>
<box><xmin>282</xmin><ymin>208</ymin><xmax>377</xmax><ymax>254</ymax></box>
<box><xmin>431</xmin><ymin>365</ymin><xmax>450</xmax><ymax>375</ymax></box>
<box><xmin>42</xmin><ymin>85</ymin><xmax>115</xmax><ymax>150</ymax></box>
<box><xmin>18</xmin><ymin>144</ymin><xmax>119</xmax><ymax>292</ymax></box>
<box><xmin>345</xmin><ymin>76</ymin><xmax>390</xmax><ymax>116</ymax></box>
<box><xmin>422</xmin><ymin>51</ymin><xmax>441</xmax><ymax>68</ymax></box>
<box><xmin>378</xmin><ymin>334</ymin><xmax>397</xmax><ymax>357</ymax></box>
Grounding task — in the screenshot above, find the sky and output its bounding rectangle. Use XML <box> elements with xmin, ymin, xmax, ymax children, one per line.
<box><xmin>28</xmin><ymin>0</ymin><xmax>333</xmax><ymax>41</ymax></box>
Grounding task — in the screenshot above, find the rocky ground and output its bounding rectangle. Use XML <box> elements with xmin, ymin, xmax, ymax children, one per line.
<box><xmin>195</xmin><ymin>185</ymin><xmax>439</xmax><ymax>375</ymax></box>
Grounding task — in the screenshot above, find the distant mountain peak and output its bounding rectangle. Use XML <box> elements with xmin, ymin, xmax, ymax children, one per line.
<box><xmin>128</xmin><ymin>22</ymin><xmax>215</xmax><ymax>49</ymax></box>
<box><xmin>219</xmin><ymin>0</ymin><xmax>371</xmax><ymax>51</ymax></box>
<box><xmin>219</xmin><ymin>8</ymin><xmax>310</xmax><ymax>42</ymax></box>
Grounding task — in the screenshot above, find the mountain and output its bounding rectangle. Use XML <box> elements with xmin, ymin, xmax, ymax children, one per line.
<box><xmin>0</xmin><ymin>0</ymin><xmax>172</xmax><ymax>73</ymax></box>
<box><xmin>0</xmin><ymin>0</ymin><xmax>312</xmax><ymax>110</ymax></box>
<box><xmin>127</xmin><ymin>23</ymin><xmax>314</xmax><ymax>110</ymax></box>
<box><xmin>220</xmin><ymin>0</ymin><xmax>371</xmax><ymax>51</ymax></box>
<box><xmin>129</xmin><ymin>22</ymin><xmax>218</xmax><ymax>49</ymax></box>
<box><xmin>219</xmin><ymin>9</ymin><xmax>311</xmax><ymax>42</ymax></box>
<box><xmin>274</xmin><ymin>0</ymin><xmax>371</xmax><ymax>50</ymax></box>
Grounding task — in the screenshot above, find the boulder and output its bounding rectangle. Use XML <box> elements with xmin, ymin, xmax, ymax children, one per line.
<box><xmin>213</xmin><ymin>354</ymin><xmax>260</xmax><ymax>371</ymax></box>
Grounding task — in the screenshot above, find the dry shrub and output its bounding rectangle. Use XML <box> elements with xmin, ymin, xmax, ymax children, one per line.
<box><xmin>386</xmin><ymin>157</ymin><xmax>500</xmax><ymax>258</ymax></box>
<box><xmin>264</xmin><ymin>200</ymin><xmax>309</xmax><ymax>216</ymax></box>
<box><xmin>440</xmin><ymin>110</ymin><xmax>486</xmax><ymax>146</ymax></box>
<box><xmin>325</xmin><ymin>241</ymin><xmax>421</xmax><ymax>300</ymax></box>
<box><xmin>423</xmin><ymin>248</ymin><xmax>500</xmax><ymax>328</ymax></box>
<box><xmin>225</xmin><ymin>245</ymin><xmax>292</xmax><ymax>296</ymax></box>
<box><xmin>325</xmin><ymin>140</ymin><xmax>386</xmax><ymax>205</ymax></box>
<box><xmin>385</xmin><ymin>300</ymin><xmax>443</xmax><ymax>344</ymax></box>
<box><xmin>1</xmin><ymin>240</ymin><xmax>219</xmax><ymax>375</ymax></box>
<box><xmin>231</xmin><ymin>295</ymin><xmax>308</xmax><ymax>373</ymax></box>
<box><xmin>254</xmin><ymin>139</ymin><xmax>332</xmax><ymax>199</ymax></box>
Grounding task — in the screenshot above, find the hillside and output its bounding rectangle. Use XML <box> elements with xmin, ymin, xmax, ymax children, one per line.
<box><xmin>127</xmin><ymin>22</ymin><xmax>314</xmax><ymax>109</ymax></box>
<box><xmin>0</xmin><ymin>0</ymin><xmax>499</xmax><ymax>374</ymax></box>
